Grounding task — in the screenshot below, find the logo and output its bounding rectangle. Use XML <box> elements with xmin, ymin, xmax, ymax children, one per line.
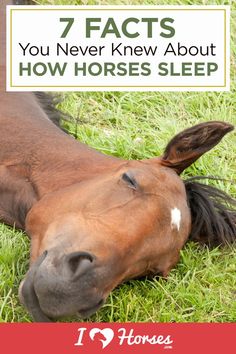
<box><xmin>74</xmin><ymin>327</ymin><xmax>173</xmax><ymax>349</ymax></box>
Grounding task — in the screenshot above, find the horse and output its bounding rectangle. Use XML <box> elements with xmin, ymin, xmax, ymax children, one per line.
<box><xmin>0</xmin><ymin>0</ymin><xmax>235</xmax><ymax>322</ymax></box>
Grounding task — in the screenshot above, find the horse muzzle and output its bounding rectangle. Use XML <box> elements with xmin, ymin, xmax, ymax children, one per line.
<box><xmin>19</xmin><ymin>249</ymin><xmax>105</xmax><ymax>322</ymax></box>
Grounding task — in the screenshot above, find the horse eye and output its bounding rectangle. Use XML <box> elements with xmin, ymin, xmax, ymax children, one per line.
<box><xmin>121</xmin><ymin>172</ymin><xmax>138</xmax><ymax>190</ymax></box>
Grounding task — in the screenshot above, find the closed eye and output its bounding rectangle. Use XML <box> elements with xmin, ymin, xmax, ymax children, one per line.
<box><xmin>121</xmin><ymin>172</ymin><xmax>138</xmax><ymax>190</ymax></box>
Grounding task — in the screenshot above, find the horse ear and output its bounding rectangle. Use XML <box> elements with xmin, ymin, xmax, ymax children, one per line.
<box><xmin>160</xmin><ymin>121</ymin><xmax>234</xmax><ymax>174</ymax></box>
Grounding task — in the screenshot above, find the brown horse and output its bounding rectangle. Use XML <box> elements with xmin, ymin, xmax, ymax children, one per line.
<box><xmin>1</xmin><ymin>0</ymin><xmax>235</xmax><ymax>322</ymax></box>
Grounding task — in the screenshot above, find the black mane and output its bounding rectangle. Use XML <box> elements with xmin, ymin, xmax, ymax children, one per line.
<box><xmin>185</xmin><ymin>177</ymin><xmax>236</xmax><ymax>247</ymax></box>
<box><xmin>34</xmin><ymin>92</ymin><xmax>69</xmax><ymax>130</ymax></box>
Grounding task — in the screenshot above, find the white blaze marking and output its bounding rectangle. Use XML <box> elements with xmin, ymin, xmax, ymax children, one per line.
<box><xmin>171</xmin><ymin>208</ymin><xmax>181</xmax><ymax>231</ymax></box>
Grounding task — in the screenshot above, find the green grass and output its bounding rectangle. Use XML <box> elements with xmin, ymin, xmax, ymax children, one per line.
<box><xmin>0</xmin><ymin>0</ymin><xmax>236</xmax><ymax>322</ymax></box>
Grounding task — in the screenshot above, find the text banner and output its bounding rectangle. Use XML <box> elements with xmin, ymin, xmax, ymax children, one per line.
<box><xmin>7</xmin><ymin>6</ymin><xmax>230</xmax><ymax>91</ymax></box>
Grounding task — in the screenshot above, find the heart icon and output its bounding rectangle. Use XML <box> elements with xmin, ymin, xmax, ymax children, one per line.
<box><xmin>89</xmin><ymin>328</ymin><xmax>114</xmax><ymax>349</ymax></box>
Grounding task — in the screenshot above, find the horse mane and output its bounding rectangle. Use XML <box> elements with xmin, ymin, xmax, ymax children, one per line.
<box><xmin>185</xmin><ymin>177</ymin><xmax>236</xmax><ymax>247</ymax></box>
<box><xmin>34</xmin><ymin>92</ymin><xmax>70</xmax><ymax>131</ymax></box>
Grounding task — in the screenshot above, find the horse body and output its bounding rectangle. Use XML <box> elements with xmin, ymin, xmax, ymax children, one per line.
<box><xmin>0</xmin><ymin>91</ymin><xmax>121</xmax><ymax>224</ymax></box>
<box><xmin>0</xmin><ymin>91</ymin><xmax>120</xmax><ymax>187</ymax></box>
<box><xmin>0</xmin><ymin>0</ymin><xmax>235</xmax><ymax>322</ymax></box>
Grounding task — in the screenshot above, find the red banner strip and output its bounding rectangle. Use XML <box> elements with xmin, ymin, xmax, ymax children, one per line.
<box><xmin>0</xmin><ymin>323</ymin><xmax>235</xmax><ymax>354</ymax></box>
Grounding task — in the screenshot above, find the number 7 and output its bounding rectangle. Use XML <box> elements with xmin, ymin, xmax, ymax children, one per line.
<box><xmin>60</xmin><ymin>18</ymin><xmax>74</xmax><ymax>38</ymax></box>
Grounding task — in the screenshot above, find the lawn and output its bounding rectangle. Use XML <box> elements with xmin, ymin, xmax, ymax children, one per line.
<box><xmin>0</xmin><ymin>0</ymin><xmax>235</xmax><ymax>322</ymax></box>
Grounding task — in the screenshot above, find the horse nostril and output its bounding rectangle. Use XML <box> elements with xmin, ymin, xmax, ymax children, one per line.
<box><xmin>65</xmin><ymin>251</ymin><xmax>94</xmax><ymax>280</ymax></box>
